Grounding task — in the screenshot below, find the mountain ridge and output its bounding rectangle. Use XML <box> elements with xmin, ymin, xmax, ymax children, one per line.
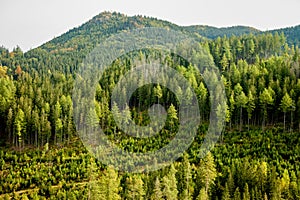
<box><xmin>29</xmin><ymin>11</ymin><xmax>300</xmax><ymax>54</ymax></box>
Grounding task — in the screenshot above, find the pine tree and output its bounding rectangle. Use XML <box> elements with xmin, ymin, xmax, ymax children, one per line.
<box><xmin>53</xmin><ymin>101</ymin><xmax>62</xmax><ymax>144</ymax></box>
<box><xmin>166</xmin><ymin>104</ymin><xmax>178</xmax><ymax>130</ymax></box>
<box><xmin>280</xmin><ymin>169</ymin><xmax>290</xmax><ymax>198</ymax></box>
<box><xmin>222</xmin><ymin>183</ymin><xmax>231</xmax><ymax>200</ymax></box>
<box><xmin>87</xmin><ymin>158</ymin><xmax>101</xmax><ymax>200</ymax></box>
<box><xmin>154</xmin><ymin>84</ymin><xmax>163</xmax><ymax>104</ymax></box>
<box><xmin>6</xmin><ymin>108</ymin><xmax>13</xmax><ymax>143</ymax></box>
<box><xmin>124</xmin><ymin>175</ymin><xmax>145</xmax><ymax>200</ymax></box>
<box><xmin>234</xmin><ymin>83</ymin><xmax>248</xmax><ymax>131</ymax></box>
<box><xmin>14</xmin><ymin>108</ymin><xmax>25</xmax><ymax>148</ymax></box>
<box><xmin>178</xmin><ymin>153</ymin><xmax>193</xmax><ymax>200</ymax></box>
<box><xmin>233</xmin><ymin>187</ymin><xmax>241</xmax><ymax>200</ymax></box>
<box><xmin>227</xmin><ymin>171</ymin><xmax>235</xmax><ymax>196</ymax></box>
<box><xmin>197</xmin><ymin>82</ymin><xmax>208</xmax><ymax>121</ymax></box>
<box><xmin>97</xmin><ymin>165</ymin><xmax>121</xmax><ymax>200</ymax></box>
<box><xmin>270</xmin><ymin>179</ymin><xmax>282</xmax><ymax>200</ymax></box>
<box><xmin>111</xmin><ymin>102</ymin><xmax>121</xmax><ymax>134</ymax></box>
<box><xmin>289</xmin><ymin>171</ymin><xmax>298</xmax><ymax>200</ymax></box>
<box><xmin>259</xmin><ymin>88</ymin><xmax>274</xmax><ymax>129</ymax></box>
<box><xmin>257</xmin><ymin>161</ymin><xmax>267</xmax><ymax>192</ymax></box>
<box><xmin>196</xmin><ymin>188</ymin><xmax>208</xmax><ymax>200</ymax></box>
<box><xmin>229</xmin><ymin>91</ymin><xmax>235</xmax><ymax>129</ymax></box>
<box><xmin>246</xmin><ymin>91</ymin><xmax>255</xmax><ymax>130</ymax></box>
<box><xmin>32</xmin><ymin>108</ymin><xmax>40</xmax><ymax>146</ymax></box>
<box><xmin>220</xmin><ymin>54</ymin><xmax>229</xmax><ymax>71</ymax></box>
<box><xmin>198</xmin><ymin>152</ymin><xmax>217</xmax><ymax>197</ymax></box>
<box><xmin>151</xmin><ymin>177</ymin><xmax>163</xmax><ymax>200</ymax></box>
<box><xmin>243</xmin><ymin>183</ymin><xmax>250</xmax><ymax>200</ymax></box>
<box><xmin>162</xmin><ymin>164</ymin><xmax>178</xmax><ymax>200</ymax></box>
<box><xmin>280</xmin><ymin>93</ymin><xmax>294</xmax><ymax>131</ymax></box>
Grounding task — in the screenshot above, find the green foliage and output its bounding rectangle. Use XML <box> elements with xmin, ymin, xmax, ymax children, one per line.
<box><xmin>198</xmin><ymin>152</ymin><xmax>217</xmax><ymax>197</ymax></box>
<box><xmin>280</xmin><ymin>93</ymin><xmax>294</xmax><ymax>113</ymax></box>
<box><xmin>186</xmin><ymin>25</ymin><xmax>260</xmax><ymax>39</ymax></box>
<box><xmin>162</xmin><ymin>165</ymin><xmax>178</xmax><ymax>200</ymax></box>
<box><xmin>222</xmin><ymin>183</ymin><xmax>231</xmax><ymax>200</ymax></box>
<box><xmin>233</xmin><ymin>187</ymin><xmax>241</xmax><ymax>200</ymax></box>
<box><xmin>151</xmin><ymin>177</ymin><xmax>163</xmax><ymax>200</ymax></box>
<box><xmin>243</xmin><ymin>183</ymin><xmax>250</xmax><ymax>200</ymax></box>
<box><xmin>1</xmin><ymin>11</ymin><xmax>300</xmax><ymax>200</ymax></box>
<box><xmin>97</xmin><ymin>166</ymin><xmax>121</xmax><ymax>200</ymax></box>
<box><xmin>124</xmin><ymin>175</ymin><xmax>145</xmax><ymax>200</ymax></box>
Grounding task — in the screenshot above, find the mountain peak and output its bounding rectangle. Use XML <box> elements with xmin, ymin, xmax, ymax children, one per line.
<box><xmin>90</xmin><ymin>11</ymin><xmax>127</xmax><ymax>24</ymax></box>
<box><xmin>36</xmin><ymin>11</ymin><xmax>300</xmax><ymax>54</ymax></box>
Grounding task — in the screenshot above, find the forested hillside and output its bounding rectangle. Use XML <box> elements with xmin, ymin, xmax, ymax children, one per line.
<box><xmin>184</xmin><ymin>25</ymin><xmax>260</xmax><ymax>39</ymax></box>
<box><xmin>0</xmin><ymin>11</ymin><xmax>300</xmax><ymax>199</ymax></box>
<box><xmin>268</xmin><ymin>25</ymin><xmax>300</xmax><ymax>46</ymax></box>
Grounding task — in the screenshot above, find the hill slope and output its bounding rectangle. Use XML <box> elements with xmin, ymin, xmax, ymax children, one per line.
<box><xmin>267</xmin><ymin>25</ymin><xmax>300</xmax><ymax>46</ymax></box>
<box><xmin>185</xmin><ymin>25</ymin><xmax>261</xmax><ymax>39</ymax></box>
<box><xmin>39</xmin><ymin>12</ymin><xmax>188</xmax><ymax>54</ymax></box>
<box><xmin>34</xmin><ymin>12</ymin><xmax>300</xmax><ymax>56</ymax></box>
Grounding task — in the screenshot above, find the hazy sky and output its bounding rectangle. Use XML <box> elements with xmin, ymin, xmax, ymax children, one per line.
<box><xmin>1</xmin><ymin>0</ymin><xmax>300</xmax><ymax>52</ymax></box>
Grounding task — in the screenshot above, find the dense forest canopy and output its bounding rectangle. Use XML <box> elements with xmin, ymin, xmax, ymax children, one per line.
<box><xmin>0</xmin><ymin>11</ymin><xmax>300</xmax><ymax>199</ymax></box>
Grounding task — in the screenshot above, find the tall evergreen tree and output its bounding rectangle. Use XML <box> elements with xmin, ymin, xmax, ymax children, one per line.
<box><xmin>98</xmin><ymin>166</ymin><xmax>121</xmax><ymax>200</ymax></box>
<box><xmin>233</xmin><ymin>187</ymin><xmax>241</xmax><ymax>200</ymax></box>
<box><xmin>124</xmin><ymin>175</ymin><xmax>145</xmax><ymax>200</ymax></box>
<box><xmin>151</xmin><ymin>177</ymin><xmax>163</xmax><ymax>200</ymax></box>
<box><xmin>162</xmin><ymin>164</ymin><xmax>178</xmax><ymax>200</ymax></box>
<box><xmin>198</xmin><ymin>152</ymin><xmax>217</xmax><ymax>197</ymax></box>
<box><xmin>280</xmin><ymin>92</ymin><xmax>294</xmax><ymax>131</ymax></box>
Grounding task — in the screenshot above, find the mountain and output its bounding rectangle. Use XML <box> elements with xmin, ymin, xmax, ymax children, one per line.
<box><xmin>184</xmin><ymin>25</ymin><xmax>261</xmax><ymax>39</ymax></box>
<box><xmin>34</xmin><ymin>12</ymin><xmax>300</xmax><ymax>57</ymax></box>
<box><xmin>267</xmin><ymin>25</ymin><xmax>300</xmax><ymax>46</ymax></box>
<box><xmin>39</xmin><ymin>12</ymin><xmax>188</xmax><ymax>54</ymax></box>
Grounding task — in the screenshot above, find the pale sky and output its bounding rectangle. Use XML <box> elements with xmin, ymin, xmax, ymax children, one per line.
<box><xmin>1</xmin><ymin>0</ymin><xmax>300</xmax><ymax>52</ymax></box>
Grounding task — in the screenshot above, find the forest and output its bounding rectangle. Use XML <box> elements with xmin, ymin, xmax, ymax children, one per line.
<box><xmin>0</xmin><ymin>11</ymin><xmax>300</xmax><ymax>199</ymax></box>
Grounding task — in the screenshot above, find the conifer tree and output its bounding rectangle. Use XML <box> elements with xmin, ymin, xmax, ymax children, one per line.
<box><xmin>222</xmin><ymin>183</ymin><xmax>231</xmax><ymax>200</ymax></box>
<box><xmin>98</xmin><ymin>166</ymin><xmax>121</xmax><ymax>200</ymax></box>
<box><xmin>162</xmin><ymin>164</ymin><xmax>178</xmax><ymax>200</ymax></box>
<box><xmin>151</xmin><ymin>177</ymin><xmax>163</xmax><ymax>200</ymax></box>
<box><xmin>198</xmin><ymin>152</ymin><xmax>217</xmax><ymax>197</ymax></box>
<box><xmin>243</xmin><ymin>183</ymin><xmax>250</xmax><ymax>200</ymax></box>
<box><xmin>280</xmin><ymin>93</ymin><xmax>294</xmax><ymax>131</ymax></box>
<box><xmin>233</xmin><ymin>187</ymin><xmax>241</xmax><ymax>200</ymax></box>
<box><xmin>124</xmin><ymin>175</ymin><xmax>145</xmax><ymax>200</ymax></box>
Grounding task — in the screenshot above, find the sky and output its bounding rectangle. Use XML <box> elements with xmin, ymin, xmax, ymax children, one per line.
<box><xmin>1</xmin><ymin>0</ymin><xmax>300</xmax><ymax>52</ymax></box>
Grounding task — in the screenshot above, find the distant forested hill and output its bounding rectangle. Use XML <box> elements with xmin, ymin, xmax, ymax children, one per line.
<box><xmin>37</xmin><ymin>12</ymin><xmax>300</xmax><ymax>55</ymax></box>
<box><xmin>39</xmin><ymin>11</ymin><xmax>189</xmax><ymax>54</ymax></box>
<box><xmin>185</xmin><ymin>25</ymin><xmax>261</xmax><ymax>39</ymax></box>
<box><xmin>267</xmin><ymin>25</ymin><xmax>300</xmax><ymax>46</ymax></box>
